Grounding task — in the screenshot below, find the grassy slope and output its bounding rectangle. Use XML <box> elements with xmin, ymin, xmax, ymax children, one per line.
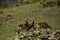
<box><xmin>0</xmin><ymin>2</ymin><xmax>60</xmax><ymax>40</ymax></box>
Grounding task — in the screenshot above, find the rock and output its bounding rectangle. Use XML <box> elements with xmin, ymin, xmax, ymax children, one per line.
<box><xmin>15</xmin><ymin>36</ymin><xmax>19</xmax><ymax>40</ymax></box>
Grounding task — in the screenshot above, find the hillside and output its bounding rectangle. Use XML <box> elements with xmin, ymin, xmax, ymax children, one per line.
<box><xmin>0</xmin><ymin>2</ymin><xmax>60</xmax><ymax>40</ymax></box>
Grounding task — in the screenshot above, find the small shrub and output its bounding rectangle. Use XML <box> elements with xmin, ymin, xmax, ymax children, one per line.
<box><xmin>40</xmin><ymin>0</ymin><xmax>59</xmax><ymax>8</ymax></box>
<box><xmin>57</xmin><ymin>0</ymin><xmax>60</xmax><ymax>6</ymax></box>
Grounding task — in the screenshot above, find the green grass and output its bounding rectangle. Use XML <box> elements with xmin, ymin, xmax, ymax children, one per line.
<box><xmin>0</xmin><ymin>2</ymin><xmax>60</xmax><ymax>40</ymax></box>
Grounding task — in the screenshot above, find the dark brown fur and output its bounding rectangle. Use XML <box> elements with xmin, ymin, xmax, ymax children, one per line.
<box><xmin>17</xmin><ymin>20</ymin><xmax>35</xmax><ymax>33</ymax></box>
<box><xmin>37</xmin><ymin>22</ymin><xmax>51</xmax><ymax>29</ymax></box>
<box><xmin>6</xmin><ymin>15</ymin><xmax>12</xmax><ymax>21</ymax></box>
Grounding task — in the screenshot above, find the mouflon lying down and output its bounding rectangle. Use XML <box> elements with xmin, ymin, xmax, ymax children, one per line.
<box><xmin>37</xmin><ymin>22</ymin><xmax>51</xmax><ymax>29</ymax></box>
<box><xmin>17</xmin><ymin>19</ymin><xmax>35</xmax><ymax>33</ymax></box>
<box><xmin>6</xmin><ymin>15</ymin><xmax>12</xmax><ymax>21</ymax></box>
